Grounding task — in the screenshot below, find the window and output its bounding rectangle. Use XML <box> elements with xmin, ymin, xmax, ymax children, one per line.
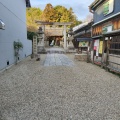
<box><xmin>109</xmin><ymin>36</ymin><xmax>120</xmax><ymax>55</ymax></box>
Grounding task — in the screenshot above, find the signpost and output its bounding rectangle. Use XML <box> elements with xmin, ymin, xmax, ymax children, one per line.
<box><xmin>102</xmin><ymin>25</ymin><xmax>113</xmax><ymax>34</ymax></box>
<box><xmin>33</xmin><ymin>36</ymin><xmax>37</xmax><ymax>54</ymax></box>
<box><xmin>79</xmin><ymin>41</ymin><xmax>88</xmax><ymax>47</ymax></box>
<box><xmin>99</xmin><ymin>41</ymin><xmax>103</xmax><ymax>54</ymax></box>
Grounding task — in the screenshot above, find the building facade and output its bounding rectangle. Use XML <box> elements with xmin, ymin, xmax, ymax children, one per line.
<box><xmin>0</xmin><ymin>0</ymin><xmax>32</xmax><ymax>70</ymax></box>
<box><xmin>73</xmin><ymin>21</ymin><xmax>93</xmax><ymax>50</ymax></box>
<box><xmin>89</xmin><ymin>0</ymin><xmax>120</xmax><ymax>73</ymax></box>
<box><xmin>45</xmin><ymin>27</ymin><xmax>64</xmax><ymax>46</ymax></box>
<box><xmin>73</xmin><ymin>22</ymin><xmax>93</xmax><ymax>61</ymax></box>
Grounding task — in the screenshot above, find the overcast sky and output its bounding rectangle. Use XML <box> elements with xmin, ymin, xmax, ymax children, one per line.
<box><xmin>30</xmin><ymin>0</ymin><xmax>94</xmax><ymax>21</ymax></box>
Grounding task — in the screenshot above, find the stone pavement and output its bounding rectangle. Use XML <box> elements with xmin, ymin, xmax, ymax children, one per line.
<box><xmin>44</xmin><ymin>54</ymin><xmax>74</xmax><ymax>66</ymax></box>
<box><xmin>46</xmin><ymin>47</ymin><xmax>65</xmax><ymax>54</ymax></box>
<box><xmin>0</xmin><ymin>52</ymin><xmax>120</xmax><ymax>120</ymax></box>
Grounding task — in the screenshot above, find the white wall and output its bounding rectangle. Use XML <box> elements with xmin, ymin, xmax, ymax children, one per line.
<box><xmin>0</xmin><ymin>0</ymin><xmax>32</xmax><ymax>70</ymax></box>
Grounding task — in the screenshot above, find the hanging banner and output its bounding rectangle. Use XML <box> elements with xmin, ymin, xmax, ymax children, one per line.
<box><xmin>94</xmin><ymin>40</ymin><xmax>99</xmax><ymax>56</ymax></box>
<box><xmin>99</xmin><ymin>41</ymin><xmax>103</xmax><ymax>54</ymax></box>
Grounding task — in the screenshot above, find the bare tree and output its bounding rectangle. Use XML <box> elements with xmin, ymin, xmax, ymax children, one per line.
<box><xmin>84</xmin><ymin>14</ymin><xmax>93</xmax><ymax>22</ymax></box>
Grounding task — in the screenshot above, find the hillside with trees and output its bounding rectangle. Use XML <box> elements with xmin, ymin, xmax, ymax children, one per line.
<box><xmin>26</xmin><ymin>3</ymin><xmax>82</xmax><ymax>33</ymax></box>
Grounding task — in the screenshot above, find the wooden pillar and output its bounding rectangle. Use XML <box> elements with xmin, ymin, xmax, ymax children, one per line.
<box><xmin>42</xmin><ymin>25</ymin><xmax>45</xmax><ymax>46</ymax></box>
<box><xmin>101</xmin><ymin>36</ymin><xmax>105</xmax><ymax>68</ymax></box>
<box><xmin>64</xmin><ymin>25</ymin><xmax>67</xmax><ymax>49</ymax></box>
<box><xmin>106</xmin><ymin>37</ymin><xmax>110</xmax><ymax>71</ymax></box>
<box><xmin>92</xmin><ymin>40</ymin><xmax>95</xmax><ymax>64</ymax></box>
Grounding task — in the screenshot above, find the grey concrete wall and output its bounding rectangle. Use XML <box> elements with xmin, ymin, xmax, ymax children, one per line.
<box><xmin>94</xmin><ymin>0</ymin><xmax>120</xmax><ymax>23</ymax></box>
<box><xmin>0</xmin><ymin>0</ymin><xmax>32</xmax><ymax>70</ymax></box>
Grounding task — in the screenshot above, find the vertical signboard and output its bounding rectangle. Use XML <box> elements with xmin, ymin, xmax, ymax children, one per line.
<box><xmin>79</xmin><ymin>41</ymin><xmax>89</xmax><ymax>47</ymax></box>
<box><xmin>103</xmin><ymin>0</ymin><xmax>114</xmax><ymax>16</ymax></box>
<box><xmin>99</xmin><ymin>41</ymin><xmax>103</xmax><ymax>54</ymax></box>
<box><xmin>94</xmin><ymin>40</ymin><xmax>99</xmax><ymax>56</ymax></box>
<box><xmin>33</xmin><ymin>36</ymin><xmax>37</xmax><ymax>54</ymax></box>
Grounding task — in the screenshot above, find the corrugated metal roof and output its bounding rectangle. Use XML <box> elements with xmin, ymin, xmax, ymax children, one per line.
<box><xmin>73</xmin><ymin>22</ymin><xmax>89</xmax><ymax>32</ymax></box>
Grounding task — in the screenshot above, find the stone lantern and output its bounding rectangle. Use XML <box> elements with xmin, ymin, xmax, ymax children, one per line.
<box><xmin>38</xmin><ymin>27</ymin><xmax>44</xmax><ymax>46</ymax></box>
<box><xmin>67</xmin><ymin>28</ymin><xmax>74</xmax><ymax>50</ymax></box>
<box><xmin>37</xmin><ymin>27</ymin><xmax>46</xmax><ymax>54</ymax></box>
<box><xmin>35</xmin><ymin>27</ymin><xmax>44</xmax><ymax>61</ymax></box>
<box><xmin>68</xmin><ymin>28</ymin><xmax>74</xmax><ymax>36</ymax></box>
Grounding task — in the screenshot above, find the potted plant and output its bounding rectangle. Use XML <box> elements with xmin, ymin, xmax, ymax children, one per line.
<box><xmin>13</xmin><ymin>40</ymin><xmax>23</xmax><ymax>64</ymax></box>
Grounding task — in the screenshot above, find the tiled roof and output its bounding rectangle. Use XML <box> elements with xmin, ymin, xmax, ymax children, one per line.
<box><xmin>89</xmin><ymin>0</ymin><xmax>104</xmax><ymax>10</ymax></box>
<box><xmin>73</xmin><ymin>22</ymin><xmax>89</xmax><ymax>32</ymax></box>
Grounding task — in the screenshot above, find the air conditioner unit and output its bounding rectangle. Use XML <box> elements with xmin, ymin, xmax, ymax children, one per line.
<box><xmin>0</xmin><ymin>19</ymin><xmax>5</xmax><ymax>30</ymax></box>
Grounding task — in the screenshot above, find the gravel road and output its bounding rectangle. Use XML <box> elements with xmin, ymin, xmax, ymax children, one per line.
<box><xmin>0</xmin><ymin>53</ymin><xmax>120</xmax><ymax>120</ymax></box>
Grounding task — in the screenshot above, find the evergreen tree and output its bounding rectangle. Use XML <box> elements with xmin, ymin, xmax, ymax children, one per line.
<box><xmin>41</xmin><ymin>3</ymin><xmax>57</xmax><ymax>22</ymax></box>
<box><xmin>54</xmin><ymin>5</ymin><xmax>82</xmax><ymax>27</ymax></box>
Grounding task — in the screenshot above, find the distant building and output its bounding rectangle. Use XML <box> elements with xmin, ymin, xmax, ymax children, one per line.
<box><xmin>73</xmin><ymin>21</ymin><xmax>93</xmax><ymax>49</ymax></box>
<box><xmin>0</xmin><ymin>0</ymin><xmax>32</xmax><ymax>70</ymax></box>
<box><xmin>45</xmin><ymin>27</ymin><xmax>64</xmax><ymax>46</ymax></box>
<box><xmin>73</xmin><ymin>21</ymin><xmax>93</xmax><ymax>62</ymax></box>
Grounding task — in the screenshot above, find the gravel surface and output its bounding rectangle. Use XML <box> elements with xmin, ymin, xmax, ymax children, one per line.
<box><xmin>0</xmin><ymin>53</ymin><xmax>120</xmax><ymax>120</ymax></box>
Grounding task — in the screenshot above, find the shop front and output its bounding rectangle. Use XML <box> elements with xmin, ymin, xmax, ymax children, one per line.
<box><xmin>92</xmin><ymin>15</ymin><xmax>120</xmax><ymax>72</ymax></box>
<box><xmin>73</xmin><ymin>21</ymin><xmax>93</xmax><ymax>62</ymax></box>
<box><xmin>103</xmin><ymin>30</ymin><xmax>120</xmax><ymax>73</ymax></box>
<box><xmin>89</xmin><ymin>0</ymin><xmax>120</xmax><ymax>73</ymax></box>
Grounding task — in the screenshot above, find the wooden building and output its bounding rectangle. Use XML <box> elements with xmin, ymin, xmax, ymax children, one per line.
<box><xmin>73</xmin><ymin>21</ymin><xmax>93</xmax><ymax>61</ymax></box>
<box><xmin>89</xmin><ymin>0</ymin><xmax>120</xmax><ymax>73</ymax></box>
<box><xmin>45</xmin><ymin>27</ymin><xmax>63</xmax><ymax>46</ymax></box>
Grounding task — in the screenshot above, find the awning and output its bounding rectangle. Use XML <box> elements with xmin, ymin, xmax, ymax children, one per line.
<box><xmin>76</xmin><ymin>38</ymin><xmax>92</xmax><ymax>42</ymax></box>
<box><xmin>92</xmin><ymin>35</ymin><xmax>103</xmax><ymax>39</ymax></box>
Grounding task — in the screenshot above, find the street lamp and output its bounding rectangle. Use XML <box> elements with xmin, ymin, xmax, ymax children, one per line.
<box><xmin>0</xmin><ymin>19</ymin><xmax>5</xmax><ymax>30</ymax></box>
<box><xmin>67</xmin><ymin>28</ymin><xmax>74</xmax><ymax>36</ymax></box>
<box><xmin>67</xmin><ymin>28</ymin><xmax>75</xmax><ymax>50</ymax></box>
